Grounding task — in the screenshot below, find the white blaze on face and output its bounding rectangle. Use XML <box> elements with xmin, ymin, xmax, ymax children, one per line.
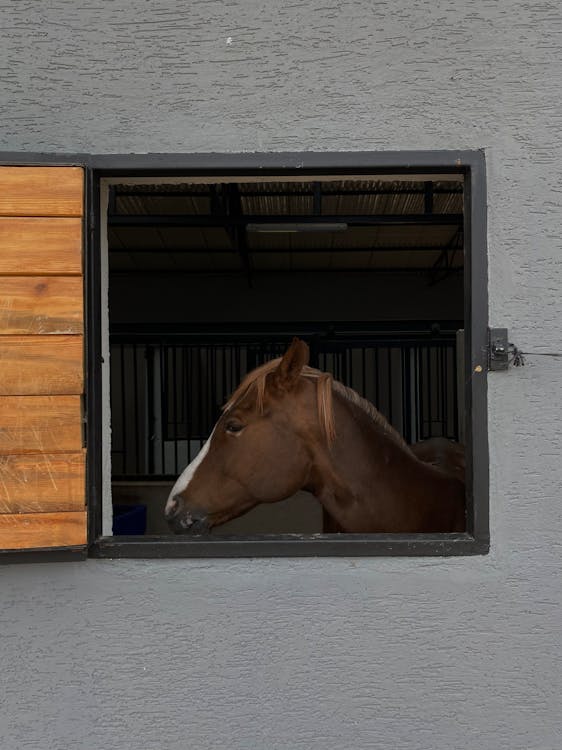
<box><xmin>165</xmin><ymin>425</ymin><xmax>217</xmax><ymax>513</ymax></box>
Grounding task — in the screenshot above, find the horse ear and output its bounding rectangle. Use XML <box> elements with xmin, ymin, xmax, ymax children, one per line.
<box><xmin>271</xmin><ymin>338</ymin><xmax>310</xmax><ymax>392</ymax></box>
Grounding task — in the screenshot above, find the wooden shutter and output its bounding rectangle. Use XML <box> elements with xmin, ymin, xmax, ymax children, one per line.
<box><xmin>0</xmin><ymin>167</ymin><xmax>86</xmax><ymax>552</ymax></box>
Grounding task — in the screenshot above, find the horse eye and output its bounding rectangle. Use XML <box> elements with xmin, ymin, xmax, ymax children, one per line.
<box><xmin>225</xmin><ymin>420</ymin><xmax>244</xmax><ymax>434</ymax></box>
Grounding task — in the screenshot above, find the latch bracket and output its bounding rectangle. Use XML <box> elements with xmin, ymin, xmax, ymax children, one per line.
<box><xmin>488</xmin><ymin>328</ymin><xmax>509</xmax><ymax>371</ymax></box>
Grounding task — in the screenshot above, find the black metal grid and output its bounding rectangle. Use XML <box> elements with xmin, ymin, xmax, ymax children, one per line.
<box><xmin>109</xmin><ymin>326</ymin><xmax>461</xmax><ymax>481</ymax></box>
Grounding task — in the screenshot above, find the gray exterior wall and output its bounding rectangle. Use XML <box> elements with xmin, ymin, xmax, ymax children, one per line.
<box><xmin>1</xmin><ymin>2</ymin><xmax>561</xmax><ymax>749</ymax></box>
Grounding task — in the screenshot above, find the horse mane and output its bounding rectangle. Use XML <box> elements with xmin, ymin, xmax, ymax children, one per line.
<box><xmin>223</xmin><ymin>357</ymin><xmax>407</xmax><ymax>448</ymax></box>
<box><xmin>331</xmin><ymin>379</ymin><xmax>408</xmax><ymax>448</ymax></box>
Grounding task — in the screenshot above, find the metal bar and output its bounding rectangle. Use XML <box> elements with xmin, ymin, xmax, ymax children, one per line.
<box><xmin>313</xmin><ymin>182</ymin><xmax>322</xmax><ymax>215</ymax></box>
<box><xmin>439</xmin><ymin>345</ymin><xmax>446</xmax><ymax>433</ymax></box>
<box><xmin>120</xmin><ymin>344</ymin><xmax>127</xmax><ymax>475</ymax></box>
<box><xmin>108</xmin><ymin>244</ymin><xmax>461</xmax><ymax>254</ymax></box>
<box><xmin>108</xmin><ymin>213</ymin><xmax>463</xmax><ymax>228</ymax></box>
<box><xmin>221</xmin><ymin>346</ymin><xmax>228</xmax><ymax>416</ymax></box>
<box><xmin>211</xmin><ymin>346</ymin><xmax>218</xmax><ymax>426</ymax></box>
<box><xmin>196</xmin><ymin>346</ymin><xmax>203</xmax><ymax>442</ymax></box>
<box><xmin>133</xmin><ymin>343</ymin><xmax>140</xmax><ymax>474</ymax></box>
<box><xmin>374</xmin><ymin>347</ymin><xmax>380</xmax><ymax>408</ymax></box>
<box><xmin>159</xmin><ymin>347</ymin><xmax>166</xmax><ymax>474</ymax></box>
<box><xmin>418</xmin><ymin>346</ymin><xmax>424</xmax><ymax>440</ymax></box>
<box><xmin>186</xmin><ymin>347</ymin><xmax>192</xmax><ymax>463</ymax></box>
<box><xmin>112</xmin><ymin>338</ymin><xmax>456</xmax><ymax>351</ymax></box>
<box><xmin>208</xmin><ymin>347</ymin><xmax>214</xmax><ymax>433</ymax></box>
<box><xmin>179</xmin><ymin>347</ymin><xmax>187</xmax><ymax>445</ymax></box>
<box><xmin>403</xmin><ymin>346</ymin><xmax>412</xmax><ymax>442</ymax></box>
<box><xmin>113</xmin><ymin>187</ymin><xmax>463</xmax><ymax>199</ymax></box>
<box><xmin>108</xmin><ymin>186</ymin><xmax>117</xmax><ymax>215</ymax></box>
<box><xmin>229</xmin><ymin>346</ymin><xmax>235</xmax><ymax>399</ymax></box>
<box><xmin>387</xmin><ymin>347</ymin><xmax>393</xmax><ymax>426</ymax></box>
<box><xmin>209</xmin><ymin>185</ymin><xmax>221</xmax><ymax>214</ymax></box>
<box><xmin>110</xmin><ymin>319</ymin><xmax>463</xmax><ymax>336</ymax></box>
<box><xmin>420</xmin><ymin>348</ymin><xmax>431</xmax><ymax>440</ymax></box>
<box><xmin>361</xmin><ymin>347</ymin><xmax>366</xmax><ymax>399</ymax></box>
<box><xmin>234</xmin><ymin>344</ymin><xmax>241</xmax><ymax>390</ymax></box>
<box><xmin>109</xmin><ymin>267</ymin><xmax>464</xmax><ymax>277</ymax></box>
<box><xmin>411</xmin><ymin>347</ymin><xmax>418</xmax><ymax>442</ymax></box>
<box><xmin>400</xmin><ymin>346</ymin><xmax>406</xmax><ymax>439</ymax></box>
<box><xmin>226</xmin><ymin>183</ymin><xmax>253</xmax><ymax>285</ymax></box>
<box><xmin>424</xmin><ymin>181</ymin><xmax>433</xmax><ymax>214</ymax></box>
<box><xmin>172</xmin><ymin>346</ymin><xmax>179</xmax><ymax>474</ymax></box>
<box><xmin>146</xmin><ymin>346</ymin><xmax>156</xmax><ymax>475</ymax></box>
<box><xmin>452</xmin><ymin>345</ymin><xmax>459</xmax><ymax>441</ymax></box>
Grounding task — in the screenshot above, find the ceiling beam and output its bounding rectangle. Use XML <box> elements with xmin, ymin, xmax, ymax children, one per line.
<box><xmin>108</xmin><ymin>213</ymin><xmax>463</xmax><ymax>228</ymax></box>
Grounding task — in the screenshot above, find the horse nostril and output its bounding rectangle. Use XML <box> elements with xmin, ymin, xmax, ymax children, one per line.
<box><xmin>164</xmin><ymin>495</ymin><xmax>181</xmax><ymax>520</ymax></box>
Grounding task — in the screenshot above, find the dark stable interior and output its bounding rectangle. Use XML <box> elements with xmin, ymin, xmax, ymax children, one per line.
<box><xmin>107</xmin><ymin>177</ymin><xmax>464</xmax><ymax>535</ymax></box>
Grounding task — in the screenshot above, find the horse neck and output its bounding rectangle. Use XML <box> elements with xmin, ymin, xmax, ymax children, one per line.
<box><xmin>308</xmin><ymin>392</ymin><xmax>463</xmax><ymax>533</ymax></box>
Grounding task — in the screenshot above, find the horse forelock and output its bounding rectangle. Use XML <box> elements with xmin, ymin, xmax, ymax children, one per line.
<box><xmin>223</xmin><ymin>357</ymin><xmax>282</xmax><ymax>414</ymax></box>
<box><xmin>223</xmin><ymin>358</ymin><xmax>405</xmax><ymax>448</ymax></box>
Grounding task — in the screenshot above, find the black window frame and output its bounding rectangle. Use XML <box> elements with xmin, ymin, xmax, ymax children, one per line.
<box><xmin>0</xmin><ymin>150</ymin><xmax>488</xmax><ymax>559</ymax></box>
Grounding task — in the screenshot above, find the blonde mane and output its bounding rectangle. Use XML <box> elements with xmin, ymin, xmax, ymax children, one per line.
<box><xmin>224</xmin><ymin>357</ymin><xmax>407</xmax><ymax>448</ymax></box>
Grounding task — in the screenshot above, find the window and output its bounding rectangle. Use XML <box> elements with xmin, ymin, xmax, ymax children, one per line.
<box><xmin>86</xmin><ymin>152</ymin><xmax>488</xmax><ymax>558</ymax></box>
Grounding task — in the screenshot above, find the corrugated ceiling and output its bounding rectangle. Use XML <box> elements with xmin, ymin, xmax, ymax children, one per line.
<box><xmin>108</xmin><ymin>180</ymin><xmax>464</xmax><ymax>274</ymax></box>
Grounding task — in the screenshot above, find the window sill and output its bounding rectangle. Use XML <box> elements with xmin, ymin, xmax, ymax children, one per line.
<box><xmin>90</xmin><ymin>533</ymin><xmax>489</xmax><ymax>558</ymax></box>
<box><xmin>0</xmin><ymin>547</ymin><xmax>87</xmax><ymax>564</ymax></box>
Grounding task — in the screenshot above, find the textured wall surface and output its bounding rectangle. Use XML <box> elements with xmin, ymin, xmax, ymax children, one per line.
<box><xmin>1</xmin><ymin>1</ymin><xmax>562</xmax><ymax>749</ymax></box>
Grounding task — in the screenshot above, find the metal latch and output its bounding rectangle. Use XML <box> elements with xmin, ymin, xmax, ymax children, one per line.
<box><xmin>488</xmin><ymin>328</ymin><xmax>509</xmax><ymax>371</ymax></box>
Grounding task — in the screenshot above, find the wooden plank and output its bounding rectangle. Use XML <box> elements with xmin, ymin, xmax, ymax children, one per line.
<box><xmin>0</xmin><ymin>217</ymin><xmax>82</xmax><ymax>275</ymax></box>
<box><xmin>0</xmin><ymin>511</ymin><xmax>86</xmax><ymax>549</ymax></box>
<box><xmin>0</xmin><ymin>396</ymin><xmax>83</xmax><ymax>454</ymax></box>
<box><xmin>0</xmin><ymin>335</ymin><xmax>83</xmax><ymax>395</ymax></box>
<box><xmin>0</xmin><ymin>167</ymin><xmax>84</xmax><ymax>217</ymax></box>
<box><xmin>0</xmin><ymin>452</ymin><xmax>85</xmax><ymax>514</ymax></box>
<box><xmin>0</xmin><ymin>277</ymin><xmax>83</xmax><ymax>334</ymax></box>
<box><xmin>1</xmin><ymin>275</ymin><xmax>83</xmax><ymax>331</ymax></box>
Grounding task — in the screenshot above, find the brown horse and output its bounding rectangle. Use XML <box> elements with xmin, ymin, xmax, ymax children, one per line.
<box><xmin>164</xmin><ymin>338</ymin><xmax>465</xmax><ymax>534</ymax></box>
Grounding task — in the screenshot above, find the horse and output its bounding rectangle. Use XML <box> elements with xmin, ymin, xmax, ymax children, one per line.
<box><xmin>164</xmin><ymin>338</ymin><xmax>465</xmax><ymax>534</ymax></box>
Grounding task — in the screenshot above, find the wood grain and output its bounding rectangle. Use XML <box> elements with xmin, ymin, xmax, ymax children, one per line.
<box><xmin>0</xmin><ymin>217</ymin><xmax>82</xmax><ymax>275</ymax></box>
<box><xmin>0</xmin><ymin>167</ymin><xmax>84</xmax><ymax>217</ymax></box>
<box><xmin>0</xmin><ymin>396</ymin><xmax>83</xmax><ymax>454</ymax></box>
<box><xmin>0</xmin><ymin>335</ymin><xmax>83</xmax><ymax>395</ymax></box>
<box><xmin>0</xmin><ymin>451</ymin><xmax>85</xmax><ymax>514</ymax></box>
<box><xmin>0</xmin><ymin>511</ymin><xmax>86</xmax><ymax>549</ymax></box>
<box><xmin>0</xmin><ymin>277</ymin><xmax>83</xmax><ymax>334</ymax></box>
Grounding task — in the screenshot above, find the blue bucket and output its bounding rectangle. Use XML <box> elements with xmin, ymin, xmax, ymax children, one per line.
<box><xmin>113</xmin><ymin>504</ymin><xmax>147</xmax><ymax>535</ymax></box>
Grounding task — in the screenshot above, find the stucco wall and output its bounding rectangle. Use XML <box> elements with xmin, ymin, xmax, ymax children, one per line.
<box><xmin>1</xmin><ymin>2</ymin><xmax>561</xmax><ymax>749</ymax></box>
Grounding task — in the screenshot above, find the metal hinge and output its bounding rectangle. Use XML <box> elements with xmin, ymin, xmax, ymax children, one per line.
<box><xmin>488</xmin><ymin>328</ymin><xmax>509</xmax><ymax>371</ymax></box>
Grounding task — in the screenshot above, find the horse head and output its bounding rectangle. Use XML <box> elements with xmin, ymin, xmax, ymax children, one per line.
<box><xmin>164</xmin><ymin>338</ymin><xmax>325</xmax><ymax>533</ymax></box>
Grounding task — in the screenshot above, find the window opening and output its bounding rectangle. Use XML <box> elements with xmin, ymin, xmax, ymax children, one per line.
<box><xmin>98</xmin><ymin>167</ymin><xmax>480</xmax><ymax>550</ymax></box>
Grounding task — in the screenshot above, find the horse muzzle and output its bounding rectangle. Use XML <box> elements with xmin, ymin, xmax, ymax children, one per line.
<box><xmin>164</xmin><ymin>495</ymin><xmax>210</xmax><ymax>534</ymax></box>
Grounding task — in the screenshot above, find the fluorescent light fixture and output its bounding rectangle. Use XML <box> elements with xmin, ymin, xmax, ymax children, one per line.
<box><xmin>246</xmin><ymin>222</ymin><xmax>348</xmax><ymax>233</ymax></box>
